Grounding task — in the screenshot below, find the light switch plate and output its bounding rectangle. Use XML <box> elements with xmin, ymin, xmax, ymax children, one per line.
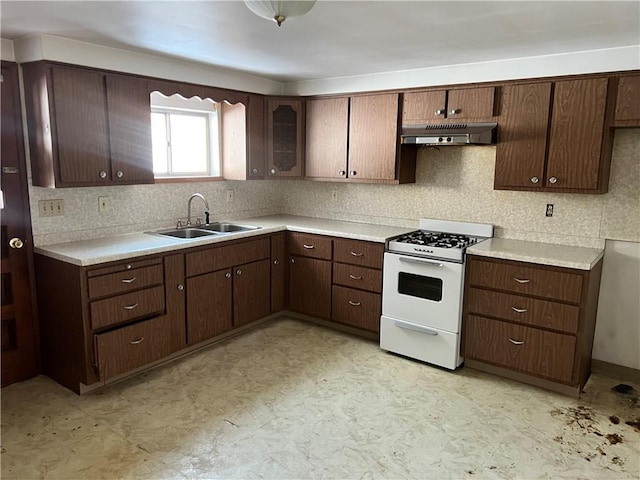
<box><xmin>38</xmin><ymin>199</ymin><xmax>64</xmax><ymax>217</ymax></box>
<box><xmin>98</xmin><ymin>196</ymin><xmax>112</xmax><ymax>213</ymax></box>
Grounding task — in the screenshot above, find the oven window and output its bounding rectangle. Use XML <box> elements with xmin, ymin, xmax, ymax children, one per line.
<box><xmin>398</xmin><ymin>272</ymin><xmax>443</xmax><ymax>301</ymax></box>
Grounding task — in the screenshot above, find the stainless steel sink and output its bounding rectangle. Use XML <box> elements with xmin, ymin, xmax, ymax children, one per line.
<box><xmin>153</xmin><ymin>228</ymin><xmax>220</xmax><ymax>239</ymax></box>
<box><xmin>199</xmin><ymin>222</ymin><xmax>260</xmax><ymax>233</ymax></box>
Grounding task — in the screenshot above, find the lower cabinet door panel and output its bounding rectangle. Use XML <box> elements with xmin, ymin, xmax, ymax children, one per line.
<box><xmin>186</xmin><ymin>270</ymin><xmax>233</xmax><ymax>344</ymax></box>
<box><xmin>332</xmin><ymin>285</ymin><xmax>381</xmax><ymax>332</ymax></box>
<box><xmin>464</xmin><ymin>315</ymin><xmax>576</xmax><ymax>383</ymax></box>
<box><xmin>233</xmin><ymin>259</ymin><xmax>271</xmax><ymax>328</ymax></box>
<box><xmin>95</xmin><ymin>314</ymin><xmax>180</xmax><ymax>381</ymax></box>
<box><xmin>289</xmin><ymin>256</ymin><xmax>331</xmax><ymax>319</ymax></box>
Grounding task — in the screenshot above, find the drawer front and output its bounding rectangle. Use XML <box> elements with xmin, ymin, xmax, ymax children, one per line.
<box><xmin>333</xmin><ymin>263</ymin><xmax>382</xmax><ymax>293</ymax></box>
<box><xmin>87</xmin><ymin>258</ymin><xmax>161</xmax><ymax>278</ymax></box>
<box><xmin>88</xmin><ymin>264</ymin><xmax>163</xmax><ymax>299</ymax></box>
<box><xmin>464</xmin><ymin>315</ymin><xmax>576</xmax><ymax>383</ymax></box>
<box><xmin>288</xmin><ymin>233</ymin><xmax>332</xmax><ymax>260</ymax></box>
<box><xmin>332</xmin><ymin>285</ymin><xmax>381</xmax><ymax>332</ymax></box>
<box><xmin>466</xmin><ymin>288</ymin><xmax>580</xmax><ymax>334</ymax></box>
<box><xmin>90</xmin><ymin>285</ymin><xmax>165</xmax><ymax>330</ymax></box>
<box><xmin>186</xmin><ymin>237</ymin><xmax>270</xmax><ymax>276</ymax></box>
<box><xmin>95</xmin><ymin>314</ymin><xmax>178</xmax><ymax>381</ymax></box>
<box><xmin>333</xmin><ymin>238</ymin><xmax>383</xmax><ymax>269</ymax></box>
<box><xmin>467</xmin><ymin>257</ymin><xmax>583</xmax><ymax>303</ymax></box>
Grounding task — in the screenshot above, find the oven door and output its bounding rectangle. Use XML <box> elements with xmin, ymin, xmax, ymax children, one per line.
<box><xmin>382</xmin><ymin>252</ymin><xmax>464</xmax><ymax>333</ymax></box>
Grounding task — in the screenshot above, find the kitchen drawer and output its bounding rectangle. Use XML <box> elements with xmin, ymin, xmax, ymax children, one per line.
<box><xmin>464</xmin><ymin>315</ymin><xmax>576</xmax><ymax>383</ymax></box>
<box><xmin>87</xmin><ymin>258</ymin><xmax>161</xmax><ymax>278</ymax></box>
<box><xmin>466</xmin><ymin>287</ymin><xmax>579</xmax><ymax>334</ymax></box>
<box><xmin>466</xmin><ymin>257</ymin><xmax>583</xmax><ymax>303</ymax></box>
<box><xmin>94</xmin><ymin>314</ymin><xmax>178</xmax><ymax>381</ymax></box>
<box><xmin>88</xmin><ymin>264</ymin><xmax>163</xmax><ymax>299</ymax></box>
<box><xmin>333</xmin><ymin>263</ymin><xmax>382</xmax><ymax>293</ymax></box>
<box><xmin>90</xmin><ymin>285</ymin><xmax>165</xmax><ymax>330</ymax></box>
<box><xmin>186</xmin><ymin>237</ymin><xmax>270</xmax><ymax>277</ymax></box>
<box><xmin>333</xmin><ymin>238</ymin><xmax>383</xmax><ymax>269</ymax></box>
<box><xmin>288</xmin><ymin>233</ymin><xmax>332</xmax><ymax>260</ymax></box>
<box><xmin>332</xmin><ymin>285</ymin><xmax>381</xmax><ymax>332</ymax></box>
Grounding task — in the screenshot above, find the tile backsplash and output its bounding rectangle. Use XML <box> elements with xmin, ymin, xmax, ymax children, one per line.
<box><xmin>30</xmin><ymin>129</ymin><xmax>639</xmax><ymax>248</ymax></box>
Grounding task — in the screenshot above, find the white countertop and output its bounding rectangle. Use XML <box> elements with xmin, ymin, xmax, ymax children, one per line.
<box><xmin>467</xmin><ymin>237</ymin><xmax>604</xmax><ymax>270</ymax></box>
<box><xmin>34</xmin><ymin>215</ymin><xmax>415</xmax><ymax>266</ymax></box>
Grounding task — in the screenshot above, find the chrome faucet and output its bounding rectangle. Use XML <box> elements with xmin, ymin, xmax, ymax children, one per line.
<box><xmin>187</xmin><ymin>193</ymin><xmax>210</xmax><ymax>226</ymax></box>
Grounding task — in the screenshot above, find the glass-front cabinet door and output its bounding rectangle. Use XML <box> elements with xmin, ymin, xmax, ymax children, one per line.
<box><xmin>267</xmin><ymin>99</ymin><xmax>304</xmax><ymax>177</ymax></box>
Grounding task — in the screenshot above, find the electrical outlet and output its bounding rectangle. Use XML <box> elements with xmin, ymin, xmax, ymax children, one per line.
<box><xmin>226</xmin><ymin>189</ymin><xmax>234</xmax><ymax>203</ymax></box>
<box><xmin>331</xmin><ymin>189</ymin><xmax>338</xmax><ymax>202</ymax></box>
<box><xmin>546</xmin><ymin>204</ymin><xmax>554</xmax><ymax>217</ymax></box>
<box><xmin>38</xmin><ymin>199</ymin><xmax>64</xmax><ymax>217</ymax></box>
<box><xmin>98</xmin><ymin>196</ymin><xmax>112</xmax><ymax>213</ymax></box>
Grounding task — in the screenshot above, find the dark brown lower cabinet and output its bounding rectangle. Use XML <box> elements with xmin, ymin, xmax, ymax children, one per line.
<box><xmin>289</xmin><ymin>256</ymin><xmax>332</xmax><ymax>319</ymax></box>
<box><xmin>331</xmin><ymin>285</ymin><xmax>381</xmax><ymax>332</ymax></box>
<box><xmin>186</xmin><ymin>269</ymin><xmax>233</xmax><ymax>344</ymax></box>
<box><xmin>233</xmin><ymin>259</ymin><xmax>271</xmax><ymax>328</ymax></box>
<box><xmin>270</xmin><ymin>233</ymin><xmax>287</xmax><ymax>312</ymax></box>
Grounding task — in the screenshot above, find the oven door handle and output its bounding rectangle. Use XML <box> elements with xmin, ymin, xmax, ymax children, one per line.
<box><xmin>394</xmin><ymin>320</ymin><xmax>439</xmax><ymax>336</ymax></box>
<box><xmin>398</xmin><ymin>256</ymin><xmax>443</xmax><ymax>267</ymax></box>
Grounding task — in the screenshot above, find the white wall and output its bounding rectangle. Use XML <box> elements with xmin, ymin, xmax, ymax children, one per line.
<box><xmin>1</xmin><ymin>38</ymin><xmax>15</xmax><ymax>61</ymax></box>
<box><xmin>593</xmin><ymin>240</ymin><xmax>640</xmax><ymax>370</ymax></box>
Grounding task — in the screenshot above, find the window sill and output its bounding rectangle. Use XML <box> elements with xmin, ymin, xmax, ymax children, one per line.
<box><xmin>154</xmin><ymin>176</ymin><xmax>224</xmax><ymax>184</ymax></box>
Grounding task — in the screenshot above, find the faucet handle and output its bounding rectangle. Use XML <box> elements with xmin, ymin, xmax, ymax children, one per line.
<box><xmin>205</xmin><ymin>211</ymin><xmax>210</xmax><ymax>225</ymax></box>
<box><xmin>176</xmin><ymin>219</ymin><xmax>184</xmax><ymax>228</ymax></box>
<box><xmin>195</xmin><ymin>218</ymin><xmax>202</xmax><ymax>226</ymax></box>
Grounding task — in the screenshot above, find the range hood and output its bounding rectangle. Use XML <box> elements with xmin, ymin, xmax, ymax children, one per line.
<box><xmin>401</xmin><ymin>122</ymin><xmax>497</xmax><ymax>146</ymax></box>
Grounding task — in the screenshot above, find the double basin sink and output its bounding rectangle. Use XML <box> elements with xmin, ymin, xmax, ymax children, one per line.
<box><xmin>152</xmin><ymin>222</ymin><xmax>260</xmax><ymax>239</ymax></box>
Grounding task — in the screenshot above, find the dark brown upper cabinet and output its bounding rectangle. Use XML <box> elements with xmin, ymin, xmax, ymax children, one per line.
<box><xmin>305</xmin><ymin>94</ymin><xmax>416</xmax><ymax>184</ymax></box>
<box><xmin>495</xmin><ymin>77</ymin><xmax>617</xmax><ymax>194</ymax></box>
<box><xmin>402</xmin><ymin>86</ymin><xmax>495</xmax><ymax>124</ymax></box>
<box><xmin>221</xmin><ymin>94</ymin><xmax>266</xmax><ymax>180</ymax></box>
<box><xmin>267</xmin><ymin>98</ymin><xmax>304</xmax><ymax>178</ymax></box>
<box><xmin>613</xmin><ymin>74</ymin><xmax>640</xmax><ymax>127</ymax></box>
<box><xmin>22</xmin><ymin>62</ymin><xmax>153</xmax><ymax>188</ymax></box>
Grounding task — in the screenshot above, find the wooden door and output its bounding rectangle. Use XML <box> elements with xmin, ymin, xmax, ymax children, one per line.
<box><xmin>267</xmin><ymin>99</ymin><xmax>304</xmax><ymax>177</ymax></box>
<box><xmin>348</xmin><ymin>93</ymin><xmax>399</xmax><ymax>181</ymax></box>
<box><xmin>51</xmin><ymin>66</ymin><xmax>111</xmax><ymax>185</ymax></box>
<box><xmin>305</xmin><ymin>97</ymin><xmax>348</xmax><ymax>180</ymax></box>
<box><xmin>546</xmin><ymin>78</ymin><xmax>609</xmax><ymax>190</ymax></box>
<box><xmin>1</xmin><ymin>62</ymin><xmax>39</xmax><ymax>387</ymax></box>
<box><xmin>106</xmin><ymin>74</ymin><xmax>154</xmax><ymax>184</ymax></box>
<box><xmin>233</xmin><ymin>259</ymin><xmax>271</xmax><ymax>328</ymax></box>
<box><xmin>289</xmin><ymin>256</ymin><xmax>331</xmax><ymax>319</ymax></box>
<box><xmin>446</xmin><ymin>87</ymin><xmax>495</xmax><ymax>119</ymax></box>
<box><xmin>494</xmin><ymin>83</ymin><xmax>551</xmax><ymax>189</ymax></box>
<box><xmin>402</xmin><ymin>91</ymin><xmax>447</xmax><ymax>124</ymax></box>
<box><xmin>271</xmin><ymin>233</ymin><xmax>287</xmax><ymax>312</ymax></box>
<box><xmin>614</xmin><ymin>75</ymin><xmax>640</xmax><ymax>126</ymax></box>
<box><xmin>186</xmin><ymin>270</ymin><xmax>232</xmax><ymax>344</ymax></box>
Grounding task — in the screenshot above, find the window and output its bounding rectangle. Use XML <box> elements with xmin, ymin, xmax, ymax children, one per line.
<box><xmin>150</xmin><ymin>92</ymin><xmax>221</xmax><ymax>178</ymax></box>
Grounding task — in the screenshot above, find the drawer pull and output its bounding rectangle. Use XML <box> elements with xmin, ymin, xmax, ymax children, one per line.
<box><xmin>303</xmin><ymin>244</ymin><xmax>315</xmax><ymax>249</ymax></box>
<box><xmin>350</xmin><ymin>251</ymin><xmax>364</xmax><ymax>257</ymax></box>
<box><xmin>123</xmin><ymin>303</ymin><xmax>139</xmax><ymax>310</ymax></box>
<box><xmin>349</xmin><ymin>274</ymin><xmax>363</xmax><ymax>280</ymax></box>
<box><xmin>129</xmin><ymin>337</ymin><xmax>145</xmax><ymax>345</ymax></box>
<box><xmin>121</xmin><ymin>277</ymin><xmax>136</xmax><ymax>284</ymax></box>
<box><xmin>508</xmin><ymin>338</ymin><xmax>525</xmax><ymax>345</ymax></box>
<box><xmin>513</xmin><ymin>277</ymin><xmax>531</xmax><ymax>284</ymax></box>
<box><xmin>348</xmin><ymin>301</ymin><xmax>361</xmax><ymax>306</ymax></box>
<box><xmin>511</xmin><ymin>307</ymin><xmax>528</xmax><ymax>313</ymax></box>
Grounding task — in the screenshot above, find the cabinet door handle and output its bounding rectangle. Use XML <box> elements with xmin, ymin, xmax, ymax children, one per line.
<box><xmin>130</xmin><ymin>337</ymin><xmax>145</xmax><ymax>345</ymax></box>
<box><xmin>236</xmin><ymin>269</ymin><xmax>242</xmax><ymax>275</ymax></box>
<box><xmin>508</xmin><ymin>338</ymin><xmax>525</xmax><ymax>345</ymax></box>
<box><xmin>349</xmin><ymin>274</ymin><xmax>363</xmax><ymax>280</ymax></box>
<box><xmin>303</xmin><ymin>244</ymin><xmax>314</xmax><ymax>249</ymax></box>
<box><xmin>548</xmin><ymin>176</ymin><xmax>558</xmax><ymax>184</ymax></box>
<box><xmin>177</xmin><ymin>284</ymin><xmax>184</xmax><ymax>291</ymax></box>
<box><xmin>123</xmin><ymin>303</ymin><xmax>139</xmax><ymax>310</ymax></box>
<box><xmin>252</xmin><ymin>168</ymin><xmax>259</xmax><ymax>174</ymax></box>
<box><xmin>530</xmin><ymin>176</ymin><xmax>539</xmax><ymax>184</ymax></box>
<box><xmin>513</xmin><ymin>277</ymin><xmax>530</xmax><ymax>284</ymax></box>
<box><xmin>348</xmin><ymin>301</ymin><xmax>361</xmax><ymax>306</ymax></box>
<box><xmin>350</xmin><ymin>251</ymin><xmax>363</xmax><ymax>257</ymax></box>
<box><xmin>121</xmin><ymin>277</ymin><xmax>136</xmax><ymax>284</ymax></box>
<box><xmin>273</xmin><ymin>259</ymin><xmax>279</xmax><ymax>265</ymax></box>
<box><xmin>449</xmin><ymin>109</ymin><xmax>459</xmax><ymax>115</ymax></box>
<box><xmin>350</xmin><ymin>171</ymin><xmax>357</xmax><ymax>176</ymax></box>
<box><xmin>339</xmin><ymin>170</ymin><xmax>346</xmax><ymax>176</ymax></box>
<box><xmin>99</xmin><ymin>170</ymin><xmax>107</xmax><ymax>179</ymax></box>
<box><xmin>511</xmin><ymin>306</ymin><xmax>527</xmax><ymax>313</ymax></box>
<box><xmin>435</xmin><ymin>109</ymin><xmax>444</xmax><ymax>115</ymax></box>
<box><xmin>290</xmin><ymin>258</ymin><xmax>295</xmax><ymax>264</ymax></box>
<box><xmin>225</xmin><ymin>272</ymin><xmax>232</xmax><ymax>278</ymax></box>
<box><xmin>116</xmin><ymin>170</ymin><xmax>124</xmax><ymax>178</ymax></box>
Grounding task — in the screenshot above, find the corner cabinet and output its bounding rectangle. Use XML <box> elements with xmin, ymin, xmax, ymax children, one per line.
<box><xmin>462</xmin><ymin>255</ymin><xmax>603</xmax><ymax>396</ymax></box>
<box><xmin>494</xmin><ymin>77</ymin><xmax>617</xmax><ymax>194</ymax></box>
<box><xmin>267</xmin><ymin>98</ymin><xmax>304</xmax><ymax>178</ymax></box>
<box><xmin>305</xmin><ymin>93</ymin><xmax>416</xmax><ymax>184</ymax></box>
<box><xmin>22</xmin><ymin>62</ymin><xmax>154</xmax><ymax>188</ymax></box>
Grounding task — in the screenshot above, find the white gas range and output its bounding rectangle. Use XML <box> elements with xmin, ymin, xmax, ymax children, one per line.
<box><xmin>380</xmin><ymin>218</ymin><xmax>493</xmax><ymax>369</ymax></box>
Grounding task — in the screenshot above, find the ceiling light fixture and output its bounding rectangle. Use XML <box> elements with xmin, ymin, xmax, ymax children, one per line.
<box><xmin>244</xmin><ymin>0</ymin><xmax>317</xmax><ymax>27</ymax></box>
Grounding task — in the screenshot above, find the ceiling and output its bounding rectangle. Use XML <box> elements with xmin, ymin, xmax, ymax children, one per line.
<box><xmin>1</xmin><ymin>1</ymin><xmax>639</xmax><ymax>82</ymax></box>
